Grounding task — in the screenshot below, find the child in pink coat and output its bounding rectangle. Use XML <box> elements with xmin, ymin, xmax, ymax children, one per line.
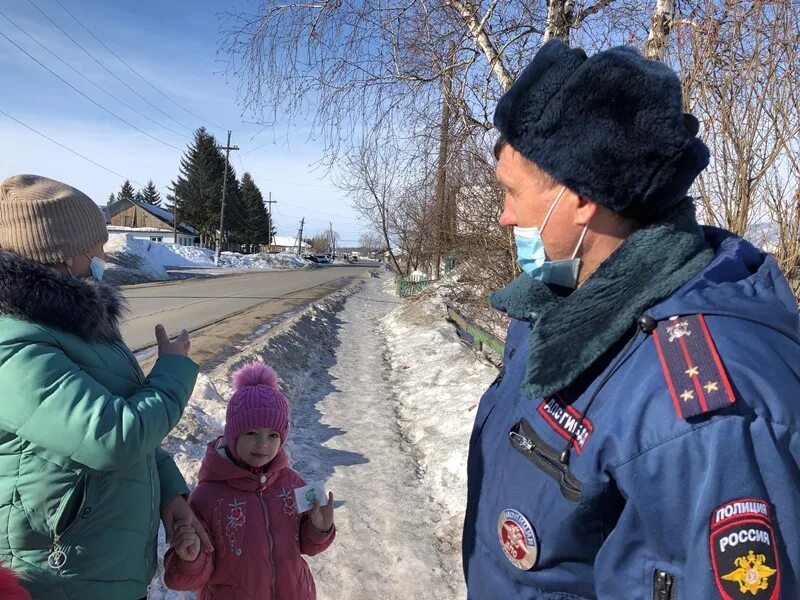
<box><xmin>164</xmin><ymin>362</ymin><xmax>335</xmax><ymax>600</ymax></box>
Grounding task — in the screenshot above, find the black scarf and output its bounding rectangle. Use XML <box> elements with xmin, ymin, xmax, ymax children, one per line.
<box><xmin>490</xmin><ymin>199</ymin><xmax>714</xmax><ymax>399</ymax></box>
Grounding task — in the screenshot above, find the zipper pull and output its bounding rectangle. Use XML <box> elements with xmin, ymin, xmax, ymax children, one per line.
<box><xmin>509</xmin><ymin>430</ymin><xmax>533</xmax><ymax>452</ymax></box>
<box><xmin>653</xmin><ymin>569</ymin><xmax>674</xmax><ymax>600</ymax></box>
<box><xmin>47</xmin><ymin>534</ymin><xmax>67</xmax><ymax>570</ymax></box>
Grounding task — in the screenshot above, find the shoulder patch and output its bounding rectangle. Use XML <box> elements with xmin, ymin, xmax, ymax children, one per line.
<box><xmin>710</xmin><ymin>498</ymin><xmax>780</xmax><ymax>600</ymax></box>
<box><xmin>652</xmin><ymin>314</ymin><xmax>736</xmax><ymax>419</ymax></box>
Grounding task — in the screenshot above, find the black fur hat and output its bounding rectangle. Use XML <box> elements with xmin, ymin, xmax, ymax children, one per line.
<box><xmin>494</xmin><ymin>40</ymin><xmax>709</xmax><ymax>223</ymax></box>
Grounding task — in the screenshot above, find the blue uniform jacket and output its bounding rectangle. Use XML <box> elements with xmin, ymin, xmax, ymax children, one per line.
<box><xmin>463</xmin><ymin>231</ymin><xmax>800</xmax><ymax>599</ymax></box>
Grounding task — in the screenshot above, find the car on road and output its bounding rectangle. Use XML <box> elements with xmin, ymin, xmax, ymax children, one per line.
<box><xmin>316</xmin><ymin>254</ymin><xmax>331</xmax><ymax>264</ymax></box>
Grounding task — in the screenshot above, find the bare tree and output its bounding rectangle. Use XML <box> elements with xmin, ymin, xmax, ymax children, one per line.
<box><xmin>643</xmin><ymin>0</ymin><xmax>675</xmax><ymax>60</ymax></box>
<box><xmin>338</xmin><ymin>135</ymin><xmax>406</xmax><ymax>274</ymax></box>
<box><xmin>674</xmin><ymin>1</ymin><xmax>800</xmax><ymax>242</ymax></box>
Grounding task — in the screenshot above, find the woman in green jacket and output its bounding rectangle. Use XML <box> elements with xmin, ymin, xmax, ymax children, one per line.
<box><xmin>0</xmin><ymin>175</ymin><xmax>210</xmax><ymax>599</ymax></box>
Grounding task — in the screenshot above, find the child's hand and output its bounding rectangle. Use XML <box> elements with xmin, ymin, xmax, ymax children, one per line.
<box><xmin>171</xmin><ymin>518</ymin><xmax>201</xmax><ymax>562</ymax></box>
<box><xmin>309</xmin><ymin>491</ymin><xmax>335</xmax><ymax>533</ymax></box>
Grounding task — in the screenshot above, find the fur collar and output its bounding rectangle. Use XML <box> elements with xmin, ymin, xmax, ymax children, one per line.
<box><xmin>0</xmin><ymin>250</ymin><xmax>126</xmax><ymax>343</ymax></box>
<box><xmin>491</xmin><ymin>199</ymin><xmax>714</xmax><ymax>399</ymax></box>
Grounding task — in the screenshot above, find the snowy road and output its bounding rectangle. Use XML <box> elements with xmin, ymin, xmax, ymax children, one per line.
<box><xmin>120</xmin><ymin>265</ymin><xmax>371</xmax><ymax>351</ymax></box>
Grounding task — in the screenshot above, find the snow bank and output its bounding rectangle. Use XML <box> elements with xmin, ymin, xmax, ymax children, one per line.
<box><xmin>105</xmin><ymin>234</ymin><xmax>310</xmax><ymax>285</ymax></box>
<box><xmin>381</xmin><ymin>282</ymin><xmax>498</xmax><ymax>571</ymax></box>
<box><xmin>218</xmin><ymin>251</ymin><xmax>308</xmax><ymax>270</ymax></box>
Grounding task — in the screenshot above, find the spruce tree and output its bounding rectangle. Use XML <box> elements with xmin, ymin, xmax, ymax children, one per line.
<box><xmin>241</xmin><ymin>173</ymin><xmax>274</xmax><ymax>252</ymax></box>
<box><xmin>168</xmin><ymin>128</ymin><xmax>223</xmax><ymax>247</ymax></box>
<box><xmin>139</xmin><ymin>180</ymin><xmax>162</xmax><ymax>206</ymax></box>
<box><xmin>116</xmin><ymin>180</ymin><xmax>136</xmax><ymax>205</ymax></box>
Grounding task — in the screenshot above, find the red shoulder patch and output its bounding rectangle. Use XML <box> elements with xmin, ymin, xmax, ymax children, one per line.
<box><xmin>652</xmin><ymin>314</ymin><xmax>736</xmax><ymax>419</ymax></box>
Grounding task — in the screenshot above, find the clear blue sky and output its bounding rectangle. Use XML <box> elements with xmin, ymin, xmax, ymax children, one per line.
<box><xmin>0</xmin><ymin>0</ymin><xmax>369</xmax><ymax>244</ymax></box>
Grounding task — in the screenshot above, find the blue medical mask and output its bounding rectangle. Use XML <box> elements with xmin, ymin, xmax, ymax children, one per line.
<box><xmin>84</xmin><ymin>253</ymin><xmax>107</xmax><ymax>281</ymax></box>
<box><xmin>513</xmin><ymin>186</ymin><xmax>589</xmax><ymax>288</ymax></box>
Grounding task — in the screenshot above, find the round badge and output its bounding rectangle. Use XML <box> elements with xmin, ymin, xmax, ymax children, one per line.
<box><xmin>497</xmin><ymin>509</ymin><xmax>538</xmax><ymax>570</ymax></box>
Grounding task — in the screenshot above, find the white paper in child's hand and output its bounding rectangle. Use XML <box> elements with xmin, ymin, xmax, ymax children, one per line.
<box><xmin>294</xmin><ymin>483</ymin><xmax>327</xmax><ymax>513</ymax></box>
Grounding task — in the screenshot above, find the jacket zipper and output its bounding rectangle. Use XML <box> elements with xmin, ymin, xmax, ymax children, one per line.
<box><xmin>258</xmin><ymin>491</ymin><xmax>278</xmax><ymax>598</ymax></box>
<box><xmin>110</xmin><ymin>340</ymin><xmax>154</xmax><ymax>570</ymax></box>
<box><xmin>653</xmin><ymin>569</ymin><xmax>675</xmax><ymax>600</ymax></box>
<box><xmin>110</xmin><ymin>341</ymin><xmax>145</xmax><ymax>384</ymax></box>
<box><xmin>509</xmin><ymin>419</ymin><xmax>582</xmax><ymax>502</ymax></box>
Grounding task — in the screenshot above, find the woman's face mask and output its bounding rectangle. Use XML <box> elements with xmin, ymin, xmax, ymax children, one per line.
<box><xmin>513</xmin><ymin>186</ymin><xmax>589</xmax><ymax>288</ymax></box>
<box><xmin>87</xmin><ymin>254</ymin><xmax>106</xmax><ymax>281</ymax></box>
<box><xmin>64</xmin><ymin>254</ymin><xmax>106</xmax><ymax>281</ymax></box>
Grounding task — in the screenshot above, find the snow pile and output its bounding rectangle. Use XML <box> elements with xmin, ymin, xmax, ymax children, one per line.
<box><xmin>381</xmin><ymin>283</ymin><xmax>498</xmax><ymax>575</ymax></box>
<box><xmin>217</xmin><ymin>251</ymin><xmax>308</xmax><ymax>270</ymax></box>
<box><xmin>105</xmin><ymin>234</ymin><xmax>312</xmax><ymax>285</ymax></box>
<box><xmin>106</xmin><ymin>233</ymin><xmax>214</xmax><ymax>272</ymax></box>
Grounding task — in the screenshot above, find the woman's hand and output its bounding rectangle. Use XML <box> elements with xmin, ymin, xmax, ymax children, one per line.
<box><xmin>155</xmin><ymin>325</ymin><xmax>191</xmax><ymax>357</ymax></box>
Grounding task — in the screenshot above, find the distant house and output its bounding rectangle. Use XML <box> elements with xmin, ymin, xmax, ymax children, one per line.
<box><xmin>107</xmin><ymin>199</ymin><xmax>199</xmax><ymax>246</ymax></box>
<box><xmin>271</xmin><ymin>235</ymin><xmax>310</xmax><ymax>253</ymax></box>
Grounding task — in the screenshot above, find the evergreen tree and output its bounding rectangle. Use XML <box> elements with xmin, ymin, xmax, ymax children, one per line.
<box><xmin>107</xmin><ymin>192</ymin><xmax>116</xmax><ymax>206</ymax></box>
<box><xmin>169</xmin><ymin>128</ymin><xmax>251</xmax><ymax>249</ymax></box>
<box><xmin>241</xmin><ymin>173</ymin><xmax>275</xmax><ymax>251</ymax></box>
<box><xmin>116</xmin><ymin>180</ymin><xmax>136</xmax><ymax>205</ymax></box>
<box><xmin>138</xmin><ymin>180</ymin><xmax>162</xmax><ymax>206</ymax></box>
<box><xmin>168</xmin><ymin>128</ymin><xmax>223</xmax><ymax>247</ymax></box>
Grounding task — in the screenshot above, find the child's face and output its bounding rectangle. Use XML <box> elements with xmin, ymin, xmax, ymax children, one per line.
<box><xmin>236</xmin><ymin>428</ymin><xmax>282</xmax><ymax>468</ymax></box>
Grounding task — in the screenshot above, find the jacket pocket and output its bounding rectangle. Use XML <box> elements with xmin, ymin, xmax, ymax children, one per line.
<box><xmin>52</xmin><ymin>473</ymin><xmax>94</xmax><ymax>538</ymax></box>
<box><xmin>509</xmin><ymin>418</ymin><xmax>583</xmax><ymax>502</ymax></box>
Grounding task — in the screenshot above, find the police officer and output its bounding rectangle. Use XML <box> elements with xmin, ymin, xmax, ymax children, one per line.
<box><xmin>462</xmin><ymin>41</ymin><xmax>800</xmax><ymax>599</ymax></box>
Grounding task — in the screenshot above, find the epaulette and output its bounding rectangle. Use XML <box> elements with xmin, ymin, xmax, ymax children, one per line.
<box><xmin>652</xmin><ymin>314</ymin><xmax>736</xmax><ymax>419</ymax></box>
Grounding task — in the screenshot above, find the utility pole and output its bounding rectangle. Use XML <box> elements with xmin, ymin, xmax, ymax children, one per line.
<box><xmin>215</xmin><ymin>130</ymin><xmax>239</xmax><ymax>266</ymax></box>
<box><xmin>172</xmin><ymin>201</ymin><xmax>178</xmax><ymax>245</ymax></box>
<box><xmin>329</xmin><ymin>221</ymin><xmax>334</xmax><ymax>256</ymax></box>
<box><xmin>265</xmin><ymin>191</ymin><xmax>277</xmax><ymax>248</ymax></box>
<box><xmin>296</xmin><ymin>217</ymin><xmax>305</xmax><ymax>256</ymax></box>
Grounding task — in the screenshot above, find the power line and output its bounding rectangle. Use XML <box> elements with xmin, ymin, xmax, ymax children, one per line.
<box><xmin>0</xmin><ymin>29</ymin><xmax>183</xmax><ymax>151</ymax></box>
<box><xmin>240</xmin><ymin>141</ymin><xmax>271</xmax><ymax>157</ymax></box>
<box><xmin>278</xmin><ymin>200</ymin><xmax>360</xmax><ymax>220</ymax></box>
<box><xmin>0</xmin><ymin>9</ymin><xmax>189</xmax><ymax>140</ymax></box>
<box><xmin>26</xmin><ymin>0</ymin><xmax>194</xmax><ymax>134</ymax></box>
<box><xmin>0</xmin><ymin>108</ymin><xmax>143</xmax><ymax>185</ymax></box>
<box><xmin>51</xmin><ymin>0</ymin><xmax>227</xmax><ymax>134</ymax></box>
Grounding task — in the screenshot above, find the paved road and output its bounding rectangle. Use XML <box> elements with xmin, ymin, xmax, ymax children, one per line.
<box><xmin>120</xmin><ymin>265</ymin><xmax>372</xmax><ymax>352</ymax></box>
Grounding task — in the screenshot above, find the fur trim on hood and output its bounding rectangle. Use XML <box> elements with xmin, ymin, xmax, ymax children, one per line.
<box><xmin>0</xmin><ymin>250</ymin><xmax>126</xmax><ymax>343</ymax></box>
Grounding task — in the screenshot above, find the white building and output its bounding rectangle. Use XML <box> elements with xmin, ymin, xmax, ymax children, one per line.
<box><xmin>271</xmin><ymin>235</ymin><xmax>310</xmax><ymax>253</ymax></box>
<box><xmin>107</xmin><ymin>225</ymin><xmax>197</xmax><ymax>246</ymax></box>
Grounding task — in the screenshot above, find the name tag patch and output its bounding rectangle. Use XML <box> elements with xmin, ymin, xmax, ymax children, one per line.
<box><xmin>537</xmin><ymin>396</ymin><xmax>593</xmax><ymax>453</ymax></box>
<box><xmin>710</xmin><ymin>498</ymin><xmax>779</xmax><ymax>600</ymax></box>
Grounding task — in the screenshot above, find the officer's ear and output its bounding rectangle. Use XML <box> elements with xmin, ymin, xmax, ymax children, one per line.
<box><xmin>574</xmin><ymin>194</ymin><xmax>598</xmax><ymax>227</ymax></box>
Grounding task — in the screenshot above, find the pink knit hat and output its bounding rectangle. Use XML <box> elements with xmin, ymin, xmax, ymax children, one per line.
<box><xmin>224</xmin><ymin>362</ymin><xmax>291</xmax><ymax>459</ymax></box>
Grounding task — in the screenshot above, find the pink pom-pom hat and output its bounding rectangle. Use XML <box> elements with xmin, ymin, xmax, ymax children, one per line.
<box><xmin>224</xmin><ymin>362</ymin><xmax>291</xmax><ymax>458</ymax></box>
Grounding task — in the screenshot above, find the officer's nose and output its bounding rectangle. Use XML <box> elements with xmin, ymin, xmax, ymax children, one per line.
<box><xmin>498</xmin><ymin>195</ymin><xmax>517</xmax><ymax>227</ymax></box>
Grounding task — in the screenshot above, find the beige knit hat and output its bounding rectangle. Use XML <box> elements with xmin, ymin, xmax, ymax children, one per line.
<box><xmin>0</xmin><ymin>174</ymin><xmax>108</xmax><ymax>264</ymax></box>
